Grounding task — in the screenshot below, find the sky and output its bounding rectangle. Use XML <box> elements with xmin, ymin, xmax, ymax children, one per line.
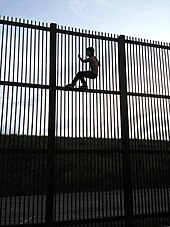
<box><xmin>1</xmin><ymin>0</ymin><xmax>170</xmax><ymax>43</ymax></box>
<box><xmin>0</xmin><ymin>0</ymin><xmax>170</xmax><ymax>139</ymax></box>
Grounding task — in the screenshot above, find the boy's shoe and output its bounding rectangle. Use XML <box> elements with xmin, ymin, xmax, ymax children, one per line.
<box><xmin>79</xmin><ymin>85</ymin><xmax>88</xmax><ymax>89</ymax></box>
<box><xmin>65</xmin><ymin>84</ymin><xmax>74</xmax><ymax>88</ymax></box>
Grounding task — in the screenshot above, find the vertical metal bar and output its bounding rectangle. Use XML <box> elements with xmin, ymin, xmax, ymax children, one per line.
<box><xmin>160</xmin><ymin>100</ymin><xmax>168</xmax><ymax>213</ymax></box>
<box><xmin>59</xmin><ymin>31</ymin><xmax>63</xmax><ymax>142</ymax></box>
<box><xmin>74</xmin><ymin>151</ymin><xmax>78</xmax><ymax>220</ymax></box>
<box><xmin>39</xmin><ymin>91</ymin><xmax>43</xmax><ymax>147</ymax></box>
<box><xmin>46</xmin><ymin>23</ymin><xmax>56</xmax><ymax>226</ymax></box>
<box><xmin>3</xmin><ymin>22</ymin><xmax>10</xmax><ymax>144</ymax></box>
<box><xmin>71</xmin><ymin>29</ymin><xmax>76</xmax><ymax>221</ymax></box>
<box><xmin>70</xmin><ymin>28</ymin><xmax>74</xmax><ymax>140</ymax></box>
<box><xmin>107</xmin><ymin>151</ymin><xmax>112</xmax><ymax>218</ymax></box>
<box><xmin>40</xmin><ymin>24</ymin><xmax>48</xmax><ymax>222</ymax></box>
<box><xmin>35</xmin><ymin>26</ymin><xmax>39</xmax><ymax>146</ymax></box>
<box><xmin>63</xmin><ymin>27</ymin><xmax>70</xmax><ymax>221</ymax></box>
<box><xmin>160</xmin><ymin>49</ymin><xmax>168</xmax><ymax>141</ymax></box>
<box><xmin>20</xmin><ymin>20</ymin><xmax>25</xmax><ymax>84</ymax></box>
<box><xmin>162</xmin><ymin>44</ymin><xmax>168</xmax><ymax>96</ymax></box>
<box><xmin>58</xmin><ymin>152</ymin><xmax>61</xmax><ymax>223</ymax></box>
<box><xmin>6</xmin><ymin>23</ymin><xmax>12</xmax><ymax>144</ymax></box>
<box><xmin>66</xmin><ymin>151</ymin><xmax>69</xmax><ymax>221</ymax></box>
<box><xmin>0</xmin><ymin>152</ymin><xmax>2</xmax><ymax>225</ymax></box>
<box><xmin>86</xmin><ymin>31</ymin><xmax>90</xmax><ymax>218</ymax></box>
<box><xmin>26</xmin><ymin>21</ymin><xmax>32</xmax><ymax>139</ymax></box>
<box><xmin>152</xmin><ymin>44</ymin><xmax>159</xmax><ymax>96</ymax></box>
<box><xmin>22</xmin><ymin>23</ymin><xmax>28</xmax><ymax>137</ymax></box>
<box><xmin>0</xmin><ymin>153</ymin><xmax>5</xmax><ymax>225</ymax></box>
<box><xmin>26</xmin><ymin>153</ymin><xmax>31</xmax><ymax>224</ymax></box>
<box><xmin>0</xmin><ymin>22</ymin><xmax>5</xmax><ymax>81</ymax></box>
<box><xmin>68</xmin><ymin>28</ymin><xmax>74</xmax><ymax>220</ymax></box>
<box><xmin>31</xmin><ymin>150</ymin><xmax>35</xmax><ymax>224</ymax></box>
<box><xmin>98</xmin><ymin>32</ymin><xmax>102</xmax><ymax>91</ymax></box>
<box><xmin>165</xmin><ymin>48</ymin><xmax>170</xmax><ymax>96</ymax></box>
<box><xmin>36</xmin><ymin>153</ymin><xmax>40</xmax><ymax>223</ymax></box>
<box><xmin>55</xmin><ymin>25</ymin><xmax>59</xmax><ymax>141</ymax></box>
<box><xmin>44</xmin><ymin>24</ymin><xmax>48</xmax><ymax>142</ymax></box>
<box><xmin>63</xmin><ymin>27</ymin><xmax>66</xmax><ymax>154</ymax></box>
<box><xmin>54</xmin><ymin>32</ymin><xmax>59</xmax><ymax>222</ymax></box>
<box><xmin>78</xmin><ymin>152</ymin><xmax>81</xmax><ymax>220</ymax></box>
<box><xmin>30</xmin><ymin>26</ymin><xmax>36</xmax><ymax>145</ymax></box>
<box><xmin>100</xmin><ymin>151</ymin><xmax>104</xmax><ymax>218</ymax></box>
<box><xmin>5</xmin><ymin>152</ymin><xmax>9</xmax><ymax>225</ymax></box>
<box><xmin>97</xmin><ymin>148</ymin><xmax>101</xmax><ymax>219</ymax></box>
<box><xmin>114</xmin><ymin>43</ymin><xmax>120</xmax><ymax>146</ymax></box>
<box><xmin>3</xmin><ymin>19</ymin><xmax>9</xmax><ymax>82</ymax></box>
<box><xmin>119</xmin><ymin>153</ymin><xmax>124</xmax><ymax>217</ymax></box>
<box><xmin>118</xmin><ymin>35</ymin><xmax>133</xmax><ymax>226</ymax></box>
<box><xmin>139</xmin><ymin>97</ymin><xmax>145</xmax><ymax>214</ymax></box>
<box><xmin>74</xmin><ymin>28</ymin><xmax>77</xmax><ymax>140</ymax></box>
<box><xmin>107</xmin><ymin>38</ymin><xmax>112</xmax><ymax>91</ymax></box>
<box><xmin>0</xmin><ymin>22</ymin><xmax>5</xmax><ymax>145</ymax></box>
<box><xmin>115</xmin><ymin>80</ymin><xmax>120</xmax><ymax>222</ymax></box>
<box><xmin>23</xmin><ymin>151</ymin><xmax>27</xmax><ymax>223</ymax></box>
<box><xmin>67</xmin><ymin>27</ymin><xmax>70</xmax><ymax>139</ymax></box>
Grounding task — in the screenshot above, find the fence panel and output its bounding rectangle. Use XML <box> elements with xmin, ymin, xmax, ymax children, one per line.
<box><xmin>126</xmin><ymin>38</ymin><xmax>170</xmax><ymax>226</ymax></box>
<box><xmin>0</xmin><ymin>18</ymin><xmax>50</xmax><ymax>226</ymax></box>
<box><xmin>53</xmin><ymin>28</ymin><xmax>125</xmax><ymax>226</ymax></box>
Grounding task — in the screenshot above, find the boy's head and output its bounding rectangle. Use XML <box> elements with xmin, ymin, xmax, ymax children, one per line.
<box><xmin>86</xmin><ymin>47</ymin><xmax>94</xmax><ymax>56</ymax></box>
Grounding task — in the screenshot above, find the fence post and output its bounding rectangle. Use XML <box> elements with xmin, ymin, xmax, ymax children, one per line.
<box><xmin>118</xmin><ymin>35</ymin><xmax>133</xmax><ymax>227</ymax></box>
<box><xmin>46</xmin><ymin>23</ymin><xmax>56</xmax><ymax>226</ymax></box>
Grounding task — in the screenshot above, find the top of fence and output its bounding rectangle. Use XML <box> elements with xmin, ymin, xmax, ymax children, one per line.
<box><xmin>0</xmin><ymin>15</ymin><xmax>170</xmax><ymax>48</ymax></box>
<box><xmin>55</xmin><ymin>24</ymin><xmax>119</xmax><ymax>41</ymax></box>
<box><xmin>0</xmin><ymin>15</ymin><xmax>119</xmax><ymax>42</ymax></box>
<box><xmin>0</xmin><ymin>15</ymin><xmax>50</xmax><ymax>31</ymax></box>
<box><xmin>126</xmin><ymin>36</ymin><xmax>170</xmax><ymax>49</ymax></box>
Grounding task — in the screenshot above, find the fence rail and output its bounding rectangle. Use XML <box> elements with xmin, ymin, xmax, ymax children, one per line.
<box><xmin>0</xmin><ymin>16</ymin><xmax>170</xmax><ymax>227</ymax></box>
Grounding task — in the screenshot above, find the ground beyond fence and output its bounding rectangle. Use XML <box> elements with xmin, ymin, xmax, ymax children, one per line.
<box><xmin>0</xmin><ymin>16</ymin><xmax>170</xmax><ymax>227</ymax></box>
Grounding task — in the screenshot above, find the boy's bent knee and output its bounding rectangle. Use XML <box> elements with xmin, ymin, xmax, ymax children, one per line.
<box><xmin>76</xmin><ymin>72</ymin><xmax>82</xmax><ymax>78</ymax></box>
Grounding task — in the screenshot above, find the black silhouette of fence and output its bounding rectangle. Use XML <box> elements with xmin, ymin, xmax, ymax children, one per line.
<box><xmin>0</xmin><ymin>16</ymin><xmax>170</xmax><ymax>227</ymax></box>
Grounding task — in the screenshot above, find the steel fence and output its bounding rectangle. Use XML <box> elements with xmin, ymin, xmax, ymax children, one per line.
<box><xmin>0</xmin><ymin>16</ymin><xmax>170</xmax><ymax>227</ymax></box>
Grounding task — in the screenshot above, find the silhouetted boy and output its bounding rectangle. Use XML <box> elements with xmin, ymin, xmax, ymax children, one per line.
<box><xmin>65</xmin><ymin>47</ymin><xmax>99</xmax><ymax>89</ymax></box>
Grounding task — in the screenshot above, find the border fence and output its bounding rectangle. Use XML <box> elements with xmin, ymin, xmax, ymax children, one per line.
<box><xmin>0</xmin><ymin>16</ymin><xmax>170</xmax><ymax>227</ymax></box>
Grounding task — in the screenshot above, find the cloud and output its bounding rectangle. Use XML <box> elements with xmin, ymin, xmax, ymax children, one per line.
<box><xmin>70</xmin><ymin>0</ymin><xmax>111</xmax><ymax>15</ymax></box>
<box><xmin>70</xmin><ymin>0</ymin><xmax>86</xmax><ymax>14</ymax></box>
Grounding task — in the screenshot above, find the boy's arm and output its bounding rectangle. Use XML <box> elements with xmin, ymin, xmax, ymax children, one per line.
<box><xmin>78</xmin><ymin>54</ymin><xmax>89</xmax><ymax>63</ymax></box>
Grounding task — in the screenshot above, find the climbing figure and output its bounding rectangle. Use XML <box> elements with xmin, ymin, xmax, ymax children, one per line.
<box><xmin>65</xmin><ymin>47</ymin><xmax>99</xmax><ymax>89</ymax></box>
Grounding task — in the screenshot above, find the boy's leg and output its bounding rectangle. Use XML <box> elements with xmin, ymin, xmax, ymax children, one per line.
<box><xmin>66</xmin><ymin>71</ymin><xmax>97</xmax><ymax>88</ymax></box>
<box><xmin>80</xmin><ymin>71</ymin><xmax>97</xmax><ymax>87</ymax></box>
<box><xmin>72</xmin><ymin>71</ymin><xmax>87</xmax><ymax>86</ymax></box>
